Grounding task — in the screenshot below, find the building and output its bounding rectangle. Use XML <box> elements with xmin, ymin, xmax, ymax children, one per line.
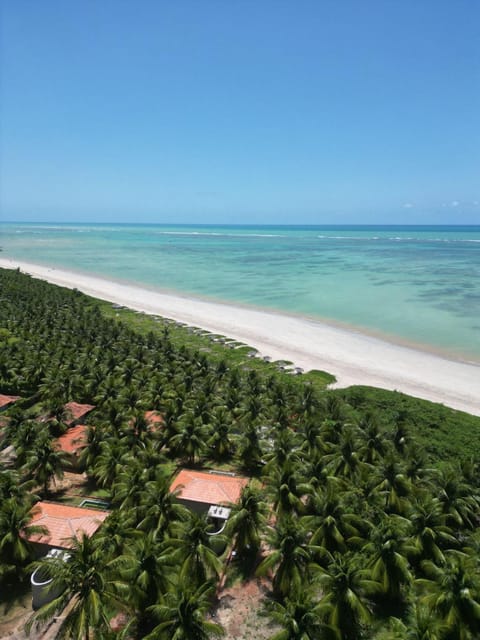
<box><xmin>63</xmin><ymin>402</ymin><xmax>95</xmax><ymax>427</ymax></box>
<box><xmin>0</xmin><ymin>394</ymin><xmax>20</xmax><ymax>412</ymax></box>
<box><xmin>54</xmin><ymin>424</ymin><xmax>88</xmax><ymax>469</ymax></box>
<box><xmin>170</xmin><ymin>469</ymin><xmax>249</xmax><ymax>515</ymax></box>
<box><xmin>144</xmin><ymin>410</ymin><xmax>164</xmax><ymax>431</ymax></box>
<box><xmin>27</xmin><ymin>502</ymin><xmax>108</xmax><ymax>609</ymax></box>
<box><xmin>25</xmin><ymin>501</ymin><xmax>109</xmax><ymax>557</ymax></box>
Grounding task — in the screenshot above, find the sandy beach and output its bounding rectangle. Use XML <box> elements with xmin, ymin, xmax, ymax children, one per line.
<box><xmin>1</xmin><ymin>257</ymin><xmax>479</xmax><ymax>416</ymax></box>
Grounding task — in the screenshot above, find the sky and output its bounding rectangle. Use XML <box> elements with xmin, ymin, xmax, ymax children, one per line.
<box><xmin>1</xmin><ymin>0</ymin><xmax>479</xmax><ymax>225</ymax></box>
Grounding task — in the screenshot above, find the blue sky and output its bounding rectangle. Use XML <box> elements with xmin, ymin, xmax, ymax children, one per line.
<box><xmin>1</xmin><ymin>0</ymin><xmax>479</xmax><ymax>224</ymax></box>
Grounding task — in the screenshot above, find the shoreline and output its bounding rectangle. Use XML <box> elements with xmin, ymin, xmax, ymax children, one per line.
<box><xmin>1</xmin><ymin>257</ymin><xmax>479</xmax><ymax>416</ymax></box>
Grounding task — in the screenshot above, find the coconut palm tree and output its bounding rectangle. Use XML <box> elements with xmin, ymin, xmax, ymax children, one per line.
<box><xmin>300</xmin><ymin>418</ymin><xmax>327</xmax><ymax>460</ymax></box>
<box><xmin>357</xmin><ymin>412</ymin><xmax>390</xmax><ymax>464</ymax></box>
<box><xmin>257</xmin><ymin>517</ymin><xmax>312</xmax><ymax>600</ymax></box>
<box><xmin>93</xmin><ymin>509</ymin><xmax>138</xmax><ymax>558</ymax></box>
<box><xmin>363</xmin><ymin>518</ymin><xmax>414</xmax><ymax>611</ymax></box>
<box><xmin>418</xmin><ymin>554</ymin><xmax>480</xmax><ymax>640</ymax></box>
<box><xmin>323</xmin><ymin>427</ymin><xmax>365</xmax><ymax>482</ymax></box>
<box><xmin>372</xmin><ymin>457</ymin><xmax>412</xmax><ymax>515</ymax></box>
<box><xmin>391</xmin><ymin>414</ymin><xmax>411</xmax><ymax>454</ymax></box>
<box><xmin>11</xmin><ymin>420</ymin><xmax>47</xmax><ymax>467</ymax></box>
<box><xmin>77</xmin><ymin>425</ymin><xmax>104</xmax><ymax>476</ymax></box>
<box><xmin>28</xmin><ymin>532</ymin><xmax>124</xmax><ymax>640</ymax></box>
<box><xmin>393</xmin><ymin>604</ymin><xmax>448</xmax><ymax>640</ymax></box>
<box><xmin>207</xmin><ymin>407</ymin><xmax>235</xmax><ymax>462</ymax></box>
<box><xmin>264</xmin><ymin>429</ymin><xmax>302</xmax><ymax>472</ymax></box>
<box><xmin>111</xmin><ymin>461</ymin><xmax>149</xmax><ymax>512</ymax></box>
<box><xmin>226</xmin><ymin>485</ymin><xmax>268</xmax><ymax>565</ymax></box>
<box><xmin>314</xmin><ymin>553</ymin><xmax>376</xmax><ymax>640</ymax></box>
<box><xmin>137</xmin><ymin>467</ymin><xmax>189</xmax><ymax>538</ymax></box>
<box><xmin>435</xmin><ymin>467</ymin><xmax>480</xmax><ymax>530</ymax></box>
<box><xmin>238</xmin><ymin>423</ymin><xmax>264</xmax><ymax>473</ymax></box>
<box><xmin>267</xmin><ymin>462</ymin><xmax>311</xmax><ymax>518</ymax></box>
<box><xmin>0</xmin><ymin>497</ymin><xmax>45</xmax><ymax>579</ymax></box>
<box><xmin>297</xmin><ymin>384</ymin><xmax>322</xmax><ymax>421</ymax></box>
<box><xmin>0</xmin><ymin>467</ymin><xmax>35</xmax><ymax>502</ymax></box>
<box><xmin>267</xmin><ymin>587</ymin><xmax>335</xmax><ymax>640</ymax></box>
<box><xmin>305</xmin><ymin>489</ymin><xmax>366</xmax><ymax>557</ymax></box>
<box><xmin>112</xmin><ymin>531</ymin><xmax>173</xmax><ymax>637</ymax></box>
<box><xmin>93</xmin><ymin>437</ymin><xmax>127</xmax><ymax>489</ymax></box>
<box><xmin>169</xmin><ymin>413</ymin><xmax>207</xmax><ymax>466</ymax></box>
<box><xmin>145</xmin><ymin>579</ymin><xmax>224</xmax><ymax>640</ymax></box>
<box><xmin>407</xmin><ymin>497</ymin><xmax>457</xmax><ymax>566</ymax></box>
<box><xmin>24</xmin><ymin>430</ymin><xmax>67</xmax><ymax>497</ymax></box>
<box><xmin>165</xmin><ymin>513</ymin><xmax>224</xmax><ymax>587</ymax></box>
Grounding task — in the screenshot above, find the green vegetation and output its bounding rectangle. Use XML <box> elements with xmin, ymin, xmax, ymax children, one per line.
<box><xmin>1</xmin><ymin>266</ymin><xmax>480</xmax><ymax>640</ymax></box>
<box><xmin>335</xmin><ymin>386</ymin><xmax>480</xmax><ymax>464</ymax></box>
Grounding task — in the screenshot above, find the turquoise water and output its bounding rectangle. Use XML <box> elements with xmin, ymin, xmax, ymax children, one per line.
<box><xmin>1</xmin><ymin>223</ymin><xmax>479</xmax><ymax>361</ymax></box>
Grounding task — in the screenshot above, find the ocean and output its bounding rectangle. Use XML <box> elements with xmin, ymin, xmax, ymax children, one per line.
<box><xmin>1</xmin><ymin>223</ymin><xmax>479</xmax><ymax>362</ymax></box>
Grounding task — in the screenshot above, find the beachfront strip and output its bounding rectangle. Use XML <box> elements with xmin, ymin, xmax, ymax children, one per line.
<box><xmin>1</xmin><ymin>266</ymin><xmax>480</xmax><ymax>639</ymax></box>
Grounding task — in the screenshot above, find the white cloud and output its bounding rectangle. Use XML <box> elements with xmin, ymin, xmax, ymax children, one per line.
<box><xmin>403</xmin><ymin>203</ymin><xmax>413</xmax><ymax>208</ymax></box>
<box><xmin>451</xmin><ymin>200</ymin><xmax>460</xmax><ymax>207</ymax></box>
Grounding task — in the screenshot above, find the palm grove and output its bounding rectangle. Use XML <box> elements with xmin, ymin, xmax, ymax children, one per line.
<box><xmin>1</xmin><ymin>267</ymin><xmax>480</xmax><ymax>640</ymax></box>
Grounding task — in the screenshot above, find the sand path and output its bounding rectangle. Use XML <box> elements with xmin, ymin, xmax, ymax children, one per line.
<box><xmin>1</xmin><ymin>258</ymin><xmax>479</xmax><ymax>416</ymax></box>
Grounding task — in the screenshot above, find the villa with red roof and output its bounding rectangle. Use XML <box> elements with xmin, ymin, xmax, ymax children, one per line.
<box><xmin>25</xmin><ymin>501</ymin><xmax>109</xmax><ymax>556</ymax></box>
<box><xmin>63</xmin><ymin>402</ymin><xmax>95</xmax><ymax>426</ymax></box>
<box><xmin>55</xmin><ymin>424</ymin><xmax>88</xmax><ymax>469</ymax></box>
<box><xmin>130</xmin><ymin>411</ymin><xmax>164</xmax><ymax>436</ymax></box>
<box><xmin>144</xmin><ymin>410</ymin><xmax>164</xmax><ymax>430</ymax></box>
<box><xmin>170</xmin><ymin>469</ymin><xmax>249</xmax><ymax>515</ymax></box>
<box><xmin>0</xmin><ymin>394</ymin><xmax>20</xmax><ymax>412</ymax></box>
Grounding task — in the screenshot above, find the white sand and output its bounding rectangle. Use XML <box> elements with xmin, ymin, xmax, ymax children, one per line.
<box><xmin>1</xmin><ymin>257</ymin><xmax>479</xmax><ymax>416</ymax></box>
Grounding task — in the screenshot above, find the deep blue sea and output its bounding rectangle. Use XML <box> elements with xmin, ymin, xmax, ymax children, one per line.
<box><xmin>1</xmin><ymin>223</ymin><xmax>479</xmax><ymax>362</ymax></box>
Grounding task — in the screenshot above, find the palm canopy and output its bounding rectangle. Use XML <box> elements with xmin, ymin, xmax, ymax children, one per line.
<box><xmin>305</xmin><ymin>488</ymin><xmax>367</xmax><ymax>556</ymax></box>
<box><xmin>164</xmin><ymin>513</ymin><xmax>224</xmax><ymax>587</ymax></box>
<box><xmin>314</xmin><ymin>553</ymin><xmax>377</xmax><ymax>640</ymax></box>
<box><xmin>407</xmin><ymin>496</ymin><xmax>457</xmax><ymax>565</ymax></box>
<box><xmin>267</xmin><ymin>587</ymin><xmax>336</xmax><ymax>640</ymax></box>
<box><xmin>363</xmin><ymin>517</ymin><xmax>414</xmax><ymax>604</ymax></box>
<box><xmin>226</xmin><ymin>484</ymin><xmax>267</xmax><ymax>559</ymax></box>
<box><xmin>0</xmin><ymin>497</ymin><xmax>45</xmax><ymax>574</ymax></box>
<box><xmin>257</xmin><ymin>516</ymin><xmax>313</xmax><ymax>600</ymax></box>
<box><xmin>28</xmin><ymin>532</ymin><xmax>125</xmax><ymax>640</ymax></box>
<box><xmin>145</xmin><ymin>580</ymin><xmax>224</xmax><ymax>640</ymax></box>
<box><xmin>266</xmin><ymin>461</ymin><xmax>312</xmax><ymax>518</ymax></box>
<box><xmin>418</xmin><ymin>554</ymin><xmax>480</xmax><ymax>640</ymax></box>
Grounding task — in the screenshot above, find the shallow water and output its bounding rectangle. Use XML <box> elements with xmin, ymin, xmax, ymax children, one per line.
<box><xmin>1</xmin><ymin>223</ymin><xmax>479</xmax><ymax>361</ymax></box>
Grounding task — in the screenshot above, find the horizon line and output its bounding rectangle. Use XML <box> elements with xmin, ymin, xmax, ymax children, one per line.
<box><xmin>2</xmin><ymin>221</ymin><xmax>480</xmax><ymax>228</ymax></box>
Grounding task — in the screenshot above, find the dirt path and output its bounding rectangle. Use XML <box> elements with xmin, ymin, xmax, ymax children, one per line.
<box><xmin>215</xmin><ymin>578</ymin><xmax>278</xmax><ymax>640</ymax></box>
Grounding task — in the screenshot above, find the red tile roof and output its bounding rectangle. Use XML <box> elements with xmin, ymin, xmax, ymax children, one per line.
<box><xmin>55</xmin><ymin>425</ymin><xmax>88</xmax><ymax>454</ymax></box>
<box><xmin>63</xmin><ymin>402</ymin><xmax>95</xmax><ymax>426</ymax></box>
<box><xmin>129</xmin><ymin>411</ymin><xmax>164</xmax><ymax>435</ymax></box>
<box><xmin>0</xmin><ymin>394</ymin><xmax>20</xmax><ymax>410</ymax></box>
<box><xmin>170</xmin><ymin>469</ymin><xmax>249</xmax><ymax>506</ymax></box>
<box><xmin>144</xmin><ymin>411</ymin><xmax>164</xmax><ymax>429</ymax></box>
<box><xmin>25</xmin><ymin>501</ymin><xmax>108</xmax><ymax>549</ymax></box>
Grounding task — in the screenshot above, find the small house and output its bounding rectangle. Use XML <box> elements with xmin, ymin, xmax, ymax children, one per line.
<box><xmin>63</xmin><ymin>402</ymin><xmax>95</xmax><ymax>427</ymax></box>
<box><xmin>144</xmin><ymin>410</ymin><xmax>164</xmax><ymax>431</ymax></box>
<box><xmin>54</xmin><ymin>424</ymin><xmax>88</xmax><ymax>470</ymax></box>
<box><xmin>26</xmin><ymin>502</ymin><xmax>108</xmax><ymax>609</ymax></box>
<box><xmin>0</xmin><ymin>394</ymin><xmax>20</xmax><ymax>412</ymax></box>
<box><xmin>170</xmin><ymin>469</ymin><xmax>249</xmax><ymax>516</ymax></box>
<box><xmin>25</xmin><ymin>501</ymin><xmax>109</xmax><ymax>557</ymax></box>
